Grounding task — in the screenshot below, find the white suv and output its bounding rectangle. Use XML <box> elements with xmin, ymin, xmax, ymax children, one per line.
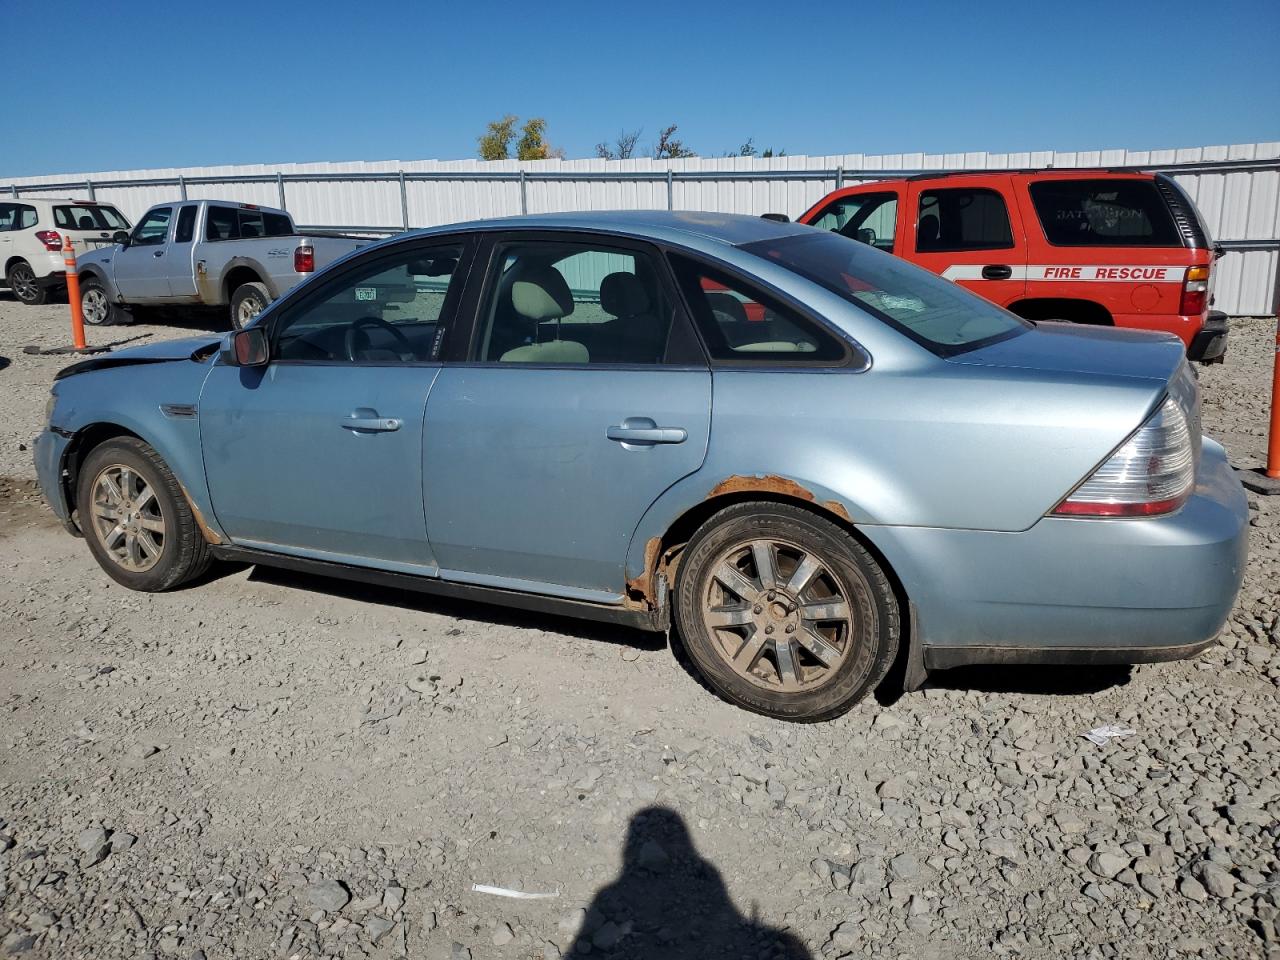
<box><xmin>0</xmin><ymin>198</ymin><xmax>132</xmax><ymax>305</ymax></box>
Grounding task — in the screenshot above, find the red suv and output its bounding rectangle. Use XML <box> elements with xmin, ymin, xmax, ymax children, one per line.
<box><xmin>795</xmin><ymin>170</ymin><xmax>1227</xmax><ymax>361</ymax></box>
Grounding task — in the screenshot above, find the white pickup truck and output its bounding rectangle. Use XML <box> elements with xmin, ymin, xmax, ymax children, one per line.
<box><xmin>75</xmin><ymin>200</ymin><xmax>370</xmax><ymax>328</ymax></box>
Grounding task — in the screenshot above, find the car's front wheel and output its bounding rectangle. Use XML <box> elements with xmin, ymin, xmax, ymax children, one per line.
<box><xmin>8</xmin><ymin>260</ymin><xmax>49</xmax><ymax>305</ymax></box>
<box><xmin>80</xmin><ymin>278</ymin><xmax>122</xmax><ymax>326</ymax></box>
<box><xmin>674</xmin><ymin>502</ymin><xmax>899</xmax><ymax>722</ymax></box>
<box><xmin>76</xmin><ymin>438</ymin><xmax>212</xmax><ymax>591</ymax></box>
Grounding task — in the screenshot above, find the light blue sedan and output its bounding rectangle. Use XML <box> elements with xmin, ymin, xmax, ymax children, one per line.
<box><xmin>34</xmin><ymin>212</ymin><xmax>1248</xmax><ymax>721</ymax></box>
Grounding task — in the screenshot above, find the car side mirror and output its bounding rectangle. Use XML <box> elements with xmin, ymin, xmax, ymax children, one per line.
<box><xmin>113</xmin><ymin>231</ymin><xmax>130</xmax><ymax>246</ymax></box>
<box><xmin>220</xmin><ymin>328</ymin><xmax>269</xmax><ymax>367</ymax></box>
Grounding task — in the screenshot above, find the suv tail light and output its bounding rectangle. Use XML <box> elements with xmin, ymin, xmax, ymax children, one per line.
<box><xmin>35</xmin><ymin>230</ymin><xmax>63</xmax><ymax>252</ymax></box>
<box><xmin>1052</xmin><ymin>396</ymin><xmax>1195</xmax><ymax>518</ymax></box>
<box><xmin>1180</xmin><ymin>264</ymin><xmax>1210</xmax><ymax>315</ymax></box>
<box><xmin>294</xmin><ymin>245</ymin><xmax>315</xmax><ymax>273</ymax></box>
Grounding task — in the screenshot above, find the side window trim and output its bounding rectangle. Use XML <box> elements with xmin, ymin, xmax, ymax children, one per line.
<box><xmin>665</xmin><ymin>249</ymin><xmax>869</xmax><ymax>370</ymax></box>
<box><xmin>457</xmin><ymin>230</ymin><xmax>703</xmax><ymax>369</ymax></box>
<box><xmin>264</xmin><ymin>236</ymin><xmax>475</xmax><ymax>366</ymax></box>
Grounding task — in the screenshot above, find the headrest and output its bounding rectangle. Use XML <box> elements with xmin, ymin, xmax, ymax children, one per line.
<box><xmin>918</xmin><ymin>213</ymin><xmax>940</xmax><ymax>246</ymax></box>
<box><xmin>705</xmin><ymin>291</ymin><xmax>748</xmax><ymax>324</ymax></box>
<box><xmin>499</xmin><ymin>340</ymin><xmax>589</xmax><ymax>364</ymax></box>
<box><xmin>511</xmin><ymin>265</ymin><xmax>573</xmax><ymax>321</ymax></box>
<box><xmin>600</xmin><ymin>272</ymin><xmax>651</xmax><ymax>318</ymax></box>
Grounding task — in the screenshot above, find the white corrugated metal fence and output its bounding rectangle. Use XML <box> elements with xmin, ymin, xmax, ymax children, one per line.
<box><xmin>5</xmin><ymin>141</ymin><xmax>1277</xmax><ymax>315</ymax></box>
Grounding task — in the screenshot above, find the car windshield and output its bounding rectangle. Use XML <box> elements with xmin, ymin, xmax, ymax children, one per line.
<box><xmin>739</xmin><ymin>231</ymin><xmax>1030</xmax><ymax>355</ymax></box>
<box><xmin>53</xmin><ymin>205</ymin><xmax>130</xmax><ymax>230</ymax></box>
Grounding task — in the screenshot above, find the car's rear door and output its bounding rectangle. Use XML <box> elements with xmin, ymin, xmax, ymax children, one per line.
<box><xmin>199</xmin><ymin>237</ymin><xmax>473</xmax><ymax>571</ymax></box>
<box><xmin>904</xmin><ymin>176</ymin><xmax>1028</xmax><ymax>308</ymax></box>
<box><xmin>165</xmin><ymin>204</ymin><xmax>200</xmax><ymax>298</ymax></box>
<box><xmin>421</xmin><ymin>231</ymin><xmax>712</xmax><ymax>600</ymax></box>
<box><xmin>114</xmin><ymin>206</ymin><xmax>175</xmax><ymax>299</ymax></box>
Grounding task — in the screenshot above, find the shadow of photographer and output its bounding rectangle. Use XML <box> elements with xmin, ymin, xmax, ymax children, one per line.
<box><xmin>566</xmin><ymin>805</ymin><xmax>811</xmax><ymax>958</ymax></box>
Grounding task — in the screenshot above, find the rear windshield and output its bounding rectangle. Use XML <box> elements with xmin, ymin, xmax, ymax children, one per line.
<box><xmin>1029</xmin><ymin>179</ymin><xmax>1182</xmax><ymax>247</ymax></box>
<box><xmin>740</xmin><ymin>231</ymin><xmax>1029</xmax><ymax>356</ymax></box>
<box><xmin>53</xmin><ymin>205</ymin><xmax>130</xmax><ymax>230</ymax></box>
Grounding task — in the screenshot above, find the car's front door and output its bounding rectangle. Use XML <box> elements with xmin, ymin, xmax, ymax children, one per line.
<box><xmin>199</xmin><ymin>239</ymin><xmax>472</xmax><ymax>572</ymax></box>
<box><xmin>423</xmin><ymin>233</ymin><xmax>712</xmax><ymax>600</ymax></box>
<box><xmin>114</xmin><ymin>206</ymin><xmax>175</xmax><ymax>299</ymax></box>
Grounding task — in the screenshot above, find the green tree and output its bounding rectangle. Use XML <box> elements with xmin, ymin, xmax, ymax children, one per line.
<box><xmin>477</xmin><ymin>115</ymin><xmax>518</xmax><ymax>161</ymax></box>
<box><xmin>517</xmin><ymin>117</ymin><xmax>553</xmax><ymax>161</ymax></box>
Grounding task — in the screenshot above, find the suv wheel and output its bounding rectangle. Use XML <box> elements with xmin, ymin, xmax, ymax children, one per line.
<box><xmin>8</xmin><ymin>260</ymin><xmax>48</xmax><ymax>305</ymax></box>
<box><xmin>674</xmin><ymin>502</ymin><xmax>900</xmax><ymax>722</ymax></box>
<box><xmin>230</xmin><ymin>282</ymin><xmax>270</xmax><ymax>330</ymax></box>
<box><xmin>77</xmin><ymin>438</ymin><xmax>212</xmax><ymax>591</ymax></box>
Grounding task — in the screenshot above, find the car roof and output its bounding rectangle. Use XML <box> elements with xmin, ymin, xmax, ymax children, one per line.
<box><xmin>396</xmin><ymin>210</ymin><xmax>813</xmax><ymax>249</ymax></box>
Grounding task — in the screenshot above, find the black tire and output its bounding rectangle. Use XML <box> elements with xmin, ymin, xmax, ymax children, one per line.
<box><xmin>8</xmin><ymin>260</ymin><xmax>49</xmax><ymax>305</ymax></box>
<box><xmin>673</xmin><ymin>502</ymin><xmax>900</xmax><ymax>722</ymax></box>
<box><xmin>79</xmin><ymin>277</ymin><xmax>122</xmax><ymax>326</ymax></box>
<box><xmin>229</xmin><ymin>281</ymin><xmax>270</xmax><ymax>330</ymax></box>
<box><xmin>76</xmin><ymin>438</ymin><xmax>212</xmax><ymax>592</ymax></box>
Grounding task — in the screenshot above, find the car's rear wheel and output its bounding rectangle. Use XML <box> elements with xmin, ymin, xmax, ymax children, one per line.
<box><xmin>230</xmin><ymin>282</ymin><xmax>270</xmax><ymax>330</ymax></box>
<box><xmin>674</xmin><ymin>502</ymin><xmax>899</xmax><ymax>722</ymax></box>
<box><xmin>76</xmin><ymin>438</ymin><xmax>212</xmax><ymax>592</ymax></box>
<box><xmin>8</xmin><ymin>261</ymin><xmax>48</xmax><ymax>305</ymax></box>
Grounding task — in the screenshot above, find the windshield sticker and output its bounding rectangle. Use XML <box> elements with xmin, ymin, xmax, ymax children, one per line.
<box><xmin>355</xmin><ymin>288</ymin><xmax>378</xmax><ymax>301</ymax></box>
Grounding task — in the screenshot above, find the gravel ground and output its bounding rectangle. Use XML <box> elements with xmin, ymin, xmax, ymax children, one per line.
<box><xmin>1</xmin><ymin>293</ymin><xmax>1277</xmax><ymax>960</ymax></box>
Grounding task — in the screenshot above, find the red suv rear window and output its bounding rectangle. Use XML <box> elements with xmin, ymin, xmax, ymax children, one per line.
<box><xmin>1029</xmin><ymin>179</ymin><xmax>1182</xmax><ymax>247</ymax></box>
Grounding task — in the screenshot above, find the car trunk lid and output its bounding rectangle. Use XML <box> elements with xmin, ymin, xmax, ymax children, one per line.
<box><xmin>946</xmin><ymin>321</ymin><xmax>1187</xmax><ymax>383</ymax></box>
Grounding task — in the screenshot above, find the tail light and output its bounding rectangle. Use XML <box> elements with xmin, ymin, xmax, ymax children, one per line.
<box><xmin>1180</xmin><ymin>264</ymin><xmax>1210</xmax><ymax>315</ymax></box>
<box><xmin>35</xmin><ymin>230</ymin><xmax>63</xmax><ymax>252</ymax></box>
<box><xmin>294</xmin><ymin>245</ymin><xmax>315</xmax><ymax>273</ymax></box>
<box><xmin>1051</xmin><ymin>396</ymin><xmax>1195</xmax><ymax>518</ymax></box>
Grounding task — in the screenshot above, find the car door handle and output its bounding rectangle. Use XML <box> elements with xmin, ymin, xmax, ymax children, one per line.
<box><xmin>982</xmin><ymin>264</ymin><xmax>1013</xmax><ymax>280</ymax></box>
<box><xmin>153</xmin><ymin>250</ymin><xmax>164</xmax><ymax>258</ymax></box>
<box><xmin>342</xmin><ymin>417</ymin><xmax>401</xmax><ymax>433</ymax></box>
<box><xmin>607</xmin><ymin>418</ymin><xmax>687</xmax><ymax>445</ymax></box>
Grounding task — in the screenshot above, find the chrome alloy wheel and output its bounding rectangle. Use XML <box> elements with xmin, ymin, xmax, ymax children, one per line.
<box><xmin>237</xmin><ymin>295</ymin><xmax>264</xmax><ymax>326</ymax></box>
<box><xmin>89</xmin><ymin>464</ymin><xmax>165</xmax><ymax>572</ymax></box>
<box><xmin>701</xmin><ymin>539</ymin><xmax>855</xmax><ymax>692</ymax></box>
<box><xmin>82</xmin><ymin>286</ymin><xmax>110</xmax><ymax>324</ymax></box>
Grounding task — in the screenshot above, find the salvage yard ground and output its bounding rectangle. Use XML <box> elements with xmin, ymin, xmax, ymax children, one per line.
<box><xmin>0</xmin><ymin>295</ymin><xmax>1277</xmax><ymax>959</ymax></box>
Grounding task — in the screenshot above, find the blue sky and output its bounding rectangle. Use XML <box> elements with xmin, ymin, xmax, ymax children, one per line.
<box><xmin>4</xmin><ymin>0</ymin><xmax>1278</xmax><ymax>177</ymax></box>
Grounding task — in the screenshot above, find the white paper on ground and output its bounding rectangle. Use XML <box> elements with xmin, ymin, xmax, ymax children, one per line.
<box><xmin>1082</xmin><ymin>725</ymin><xmax>1137</xmax><ymax>746</ymax></box>
<box><xmin>470</xmin><ymin>883</ymin><xmax>561</xmax><ymax>899</ymax></box>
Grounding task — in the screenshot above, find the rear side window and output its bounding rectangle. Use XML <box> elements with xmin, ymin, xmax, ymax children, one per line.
<box><xmin>264</xmin><ymin>213</ymin><xmax>292</xmax><ymax>236</ymax></box>
<box><xmin>0</xmin><ymin>203</ymin><xmax>16</xmax><ymax>231</ymax></box>
<box><xmin>205</xmin><ymin>206</ymin><xmax>238</xmax><ymax>241</ymax></box>
<box><xmin>669</xmin><ymin>255</ymin><xmax>848</xmax><ymax>364</ymax></box>
<box><xmin>1030</xmin><ymin>179</ymin><xmax>1183</xmax><ymax>246</ymax></box>
<box><xmin>53</xmin><ymin>205</ymin><xmax>129</xmax><ymax>230</ymax></box>
<box><xmin>916</xmin><ymin>188</ymin><xmax>1013</xmax><ymax>252</ymax></box>
<box><xmin>174</xmin><ymin>205</ymin><xmax>197</xmax><ymax>243</ymax></box>
<box><xmin>17</xmin><ymin>205</ymin><xmax>37</xmax><ymax>229</ymax></box>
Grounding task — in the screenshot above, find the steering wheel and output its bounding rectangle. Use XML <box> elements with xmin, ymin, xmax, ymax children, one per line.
<box><xmin>344</xmin><ymin>316</ymin><xmax>414</xmax><ymax>362</ymax></box>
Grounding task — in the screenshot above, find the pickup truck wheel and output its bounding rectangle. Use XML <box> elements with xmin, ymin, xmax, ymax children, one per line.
<box><xmin>673</xmin><ymin>502</ymin><xmax>900</xmax><ymax>722</ymax></box>
<box><xmin>230</xmin><ymin>282</ymin><xmax>270</xmax><ymax>330</ymax></box>
<box><xmin>8</xmin><ymin>261</ymin><xmax>49</xmax><ymax>305</ymax></box>
<box><xmin>80</xmin><ymin>278</ymin><xmax>120</xmax><ymax>326</ymax></box>
<box><xmin>77</xmin><ymin>438</ymin><xmax>212</xmax><ymax>592</ymax></box>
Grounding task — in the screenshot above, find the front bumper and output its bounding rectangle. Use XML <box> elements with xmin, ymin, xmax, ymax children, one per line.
<box><xmin>33</xmin><ymin>428</ymin><xmax>79</xmax><ymax>535</ymax></box>
<box><xmin>1187</xmin><ymin>311</ymin><xmax>1228</xmax><ymax>364</ymax></box>
<box><xmin>865</xmin><ymin>438</ymin><xmax>1249</xmax><ymax>669</ymax></box>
